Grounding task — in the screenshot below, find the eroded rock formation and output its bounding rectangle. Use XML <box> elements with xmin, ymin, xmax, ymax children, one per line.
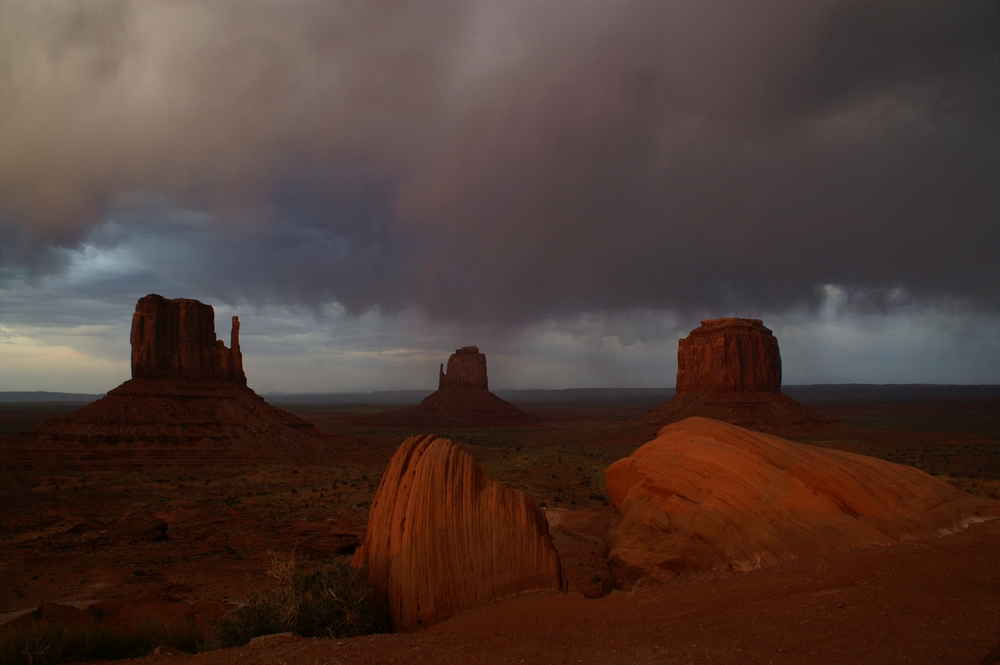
<box><xmin>131</xmin><ymin>294</ymin><xmax>245</xmax><ymax>384</ymax></box>
<box><xmin>676</xmin><ymin>318</ymin><xmax>781</xmax><ymax>393</ymax></box>
<box><xmin>606</xmin><ymin>417</ymin><xmax>999</xmax><ymax>586</ymax></box>
<box><xmin>353</xmin><ymin>434</ymin><xmax>565</xmax><ymax>631</ymax></box>
<box><xmin>0</xmin><ymin>295</ymin><xmax>344</xmax><ymax>469</ymax></box>
<box><xmin>439</xmin><ymin>346</ymin><xmax>489</xmax><ymax>388</ymax></box>
<box><xmin>644</xmin><ymin>318</ymin><xmax>831</xmax><ymax>435</ymax></box>
<box><xmin>411</xmin><ymin>347</ymin><xmax>535</xmax><ymax>426</ymax></box>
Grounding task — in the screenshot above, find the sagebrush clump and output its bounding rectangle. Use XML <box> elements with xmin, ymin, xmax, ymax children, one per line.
<box><xmin>215</xmin><ymin>555</ymin><xmax>378</xmax><ymax>647</ymax></box>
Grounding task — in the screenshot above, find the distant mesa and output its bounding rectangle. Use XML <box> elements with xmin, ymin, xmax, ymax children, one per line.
<box><xmin>606</xmin><ymin>417</ymin><xmax>1000</xmax><ymax>587</ymax></box>
<box><xmin>0</xmin><ymin>294</ymin><xmax>345</xmax><ymax>469</ymax></box>
<box><xmin>353</xmin><ymin>434</ymin><xmax>565</xmax><ymax>631</ymax></box>
<box><xmin>643</xmin><ymin>318</ymin><xmax>831</xmax><ymax>436</ymax></box>
<box><xmin>410</xmin><ymin>346</ymin><xmax>536</xmax><ymax>426</ymax></box>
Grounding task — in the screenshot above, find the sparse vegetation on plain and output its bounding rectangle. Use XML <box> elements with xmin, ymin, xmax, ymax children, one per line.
<box><xmin>0</xmin><ymin>619</ymin><xmax>207</xmax><ymax>665</ymax></box>
<box><xmin>214</xmin><ymin>555</ymin><xmax>379</xmax><ymax>647</ymax></box>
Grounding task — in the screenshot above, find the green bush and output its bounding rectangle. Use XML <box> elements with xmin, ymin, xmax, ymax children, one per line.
<box><xmin>215</xmin><ymin>555</ymin><xmax>379</xmax><ymax>647</ymax></box>
<box><xmin>0</xmin><ymin>619</ymin><xmax>206</xmax><ymax>665</ymax></box>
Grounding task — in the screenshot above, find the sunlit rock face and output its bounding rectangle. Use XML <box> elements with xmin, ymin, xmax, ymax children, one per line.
<box><xmin>676</xmin><ymin>318</ymin><xmax>781</xmax><ymax>393</ymax></box>
<box><xmin>353</xmin><ymin>434</ymin><xmax>565</xmax><ymax>632</ymax></box>
<box><xmin>131</xmin><ymin>294</ymin><xmax>245</xmax><ymax>384</ymax></box>
<box><xmin>438</xmin><ymin>346</ymin><xmax>489</xmax><ymax>389</ymax></box>
<box><xmin>606</xmin><ymin>417</ymin><xmax>999</xmax><ymax>587</ymax></box>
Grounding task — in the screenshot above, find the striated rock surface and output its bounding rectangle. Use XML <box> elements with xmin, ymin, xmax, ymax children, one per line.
<box><xmin>132</xmin><ymin>294</ymin><xmax>245</xmax><ymax>384</ymax></box>
<box><xmin>644</xmin><ymin>318</ymin><xmax>831</xmax><ymax>436</ymax></box>
<box><xmin>353</xmin><ymin>434</ymin><xmax>565</xmax><ymax>631</ymax></box>
<box><xmin>0</xmin><ymin>295</ymin><xmax>346</xmax><ymax>469</ymax></box>
<box><xmin>676</xmin><ymin>318</ymin><xmax>781</xmax><ymax>393</ymax></box>
<box><xmin>606</xmin><ymin>417</ymin><xmax>999</xmax><ymax>586</ymax></box>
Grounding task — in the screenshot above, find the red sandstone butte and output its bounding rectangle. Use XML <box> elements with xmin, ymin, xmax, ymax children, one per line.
<box><xmin>606</xmin><ymin>417</ymin><xmax>999</xmax><ymax>586</ymax></box>
<box><xmin>0</xmin><ymin>295</ymin><xmax>343</xmax><ymax>469</ymax></box>
<box><xmin>353</xmin><ymin>434</ymin><xmax>565</xmax><ymax>632</ymax></box>
<box><xmin>439</xmin><ymin>346</ymin><xmax>489</xmax><ymax>388</ymax></box>
<box><xmin>412</xmin><ymin>347</ymin><xmax>535</xmax><ymax>426</ymax></box>
<box><xmin>676</xmin><ymin>318</ymin><xmax>781</xmax><ymax>393</ymax></box>
<box><xmin>131</xmin><ymin>294</ymin><xmax>246</xmax><ymax>384</ymax></box>
<box><xmin>644</xmin><ymin>318</ymin><xmax>831</xmax><ymax>435</ymax></box>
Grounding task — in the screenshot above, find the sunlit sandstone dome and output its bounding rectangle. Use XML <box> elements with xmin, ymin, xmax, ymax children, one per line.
<box><xmin>0</xmin><ymin>294</ymin><xmax>344</xmax><ymax>469</ymax></box>
<box><xmin>643</xmin><ymin>318</ymin><xmax>831</xmax><ymax>436</ymax></box>
<box><xmin>606</xmin><ymin>417</ymin><xmax>1000</xmax><ymax>586</ymax></box>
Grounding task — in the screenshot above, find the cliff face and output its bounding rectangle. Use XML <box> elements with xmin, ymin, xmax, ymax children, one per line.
<box><xmin>352</xmin><ymin>434</ymin><xmax>564</xmax><ymax>632</ymax></box>
<box><xmin>130</xmin><ymin>294</ymin><xmax>245</xmax><ymax>384</ymax></box>
<box><xmin>676</xmin><ymin>318</ymin><xmax>781</xmax><ymax>393</ymax></box>
<box><xmin>439</xmin><ymin>346</ymin><xmax>489</xmax><ymax>389</ymax></box>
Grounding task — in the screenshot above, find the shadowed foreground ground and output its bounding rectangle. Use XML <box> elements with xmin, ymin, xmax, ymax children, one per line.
<box><xmin>102</xmin><ymin>518</ymin><xmax>1000</xmax><ymax>665</ymax></box>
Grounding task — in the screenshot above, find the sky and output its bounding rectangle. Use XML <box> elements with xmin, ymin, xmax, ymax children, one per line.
<box><xmin>1</xmin><ymin>0</ymin><xmax>999</xmax><ymax>394</ymax></box>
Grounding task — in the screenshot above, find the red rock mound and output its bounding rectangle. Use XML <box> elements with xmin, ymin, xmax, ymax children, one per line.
<box><xmin>0</xmin><ymin>294</ymin><xmax>345</xmax><ymax>469</ymax></box>
<box><xmin>606</xmin><ymin>417</ymin><xmax>999</xmax><ymax>586</ymax></box>
<box><xmin>352</xmin><ymin>434</ymin><xmax>565</xmax><ymax>631</ymax></box>
<box><xmin>644</xmin><ymin>318</ymin><xmax>832</xmax><ymax>436</ymax></box>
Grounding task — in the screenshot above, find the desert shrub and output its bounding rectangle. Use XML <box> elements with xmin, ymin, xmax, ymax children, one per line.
<box><xmin>214</xmin><ymin>555</ymin><xmax>378</xmax><ymax>647</ymax></box>
<box><xmin>0</xmin><ymin>619</ymin><xmax>206</xmax><ymax>665</ymax></box>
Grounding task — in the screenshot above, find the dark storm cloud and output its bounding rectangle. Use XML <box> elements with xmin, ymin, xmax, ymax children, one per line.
<box><xmin>1</xmin><ymin>0</ymin><xmax>998</xmax><ymax>325</ymax></box>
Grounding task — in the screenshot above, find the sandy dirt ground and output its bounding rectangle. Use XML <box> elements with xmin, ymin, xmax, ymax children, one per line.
<box><xmin>1</xmin><ymin>395</ymin><xmax>999</xmax><ymax>664</ymax></box>
<box><xmin>100</xmin><ymin>518</ymin><xmax>1000</xmax><ymax>665</ymax></box>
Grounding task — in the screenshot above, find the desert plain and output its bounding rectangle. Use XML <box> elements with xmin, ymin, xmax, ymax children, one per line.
<box><xmin>1</xmin><ymin>384</ymin><xmax>999</xmax><ymax>664</ymax></box>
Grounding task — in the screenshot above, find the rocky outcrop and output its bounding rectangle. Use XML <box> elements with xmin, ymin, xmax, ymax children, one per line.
<box><xmin>606</xmin><ymin>417</ymin><xmax>999</xmax><ymax>586</ymax></box>
<box><xmin>0</xmin><ymin>295</ymin><xmax>345</xmax><ymax>469</ymax></box>
<box><xmin>644</xmin><ymin>318</ymin><xmax>831</xmax><ymax>435</ymax></box>
<box><xmin>353</xmin><ymin>434</ymin><xmax>564</xmax><ymax>631</ymax></box>
<box><xmin>676</xmin><ymin>318</ymin><xmax>780</xmax><ymax>393</ymax></box>
<box><xmin>439</xmin><ymin>346</ymin><xmax>489</xmax><ymax>388</ymax></box>
<box><xmin>131</xmin><ymin>294</ymin><xmax>245</xmax><ymax>384</ymax></box>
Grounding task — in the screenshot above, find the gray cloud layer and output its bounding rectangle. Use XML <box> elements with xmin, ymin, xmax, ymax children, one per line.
<box><xmin>2</xmin><ymin>1</ymin><xmax>998</xmax><ymax>325</ymax></box>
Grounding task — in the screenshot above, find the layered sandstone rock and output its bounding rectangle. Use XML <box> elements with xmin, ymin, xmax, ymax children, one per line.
<box><xmin>353</xmin><ymin>434</ymin><xmax>564</xmax><ymax>631</ymax></box>
<box><xmin>676</xmin><ymin>318</ymin><xmax>780</xmax><ymax>393</ymax></box>
<box><xmin>0</xmin><ymin>295</ymin><xmax>344</xmax><ymax>469</ymax></box>
<box><xmin>439</xmin><ymin>346</ymin><xmax>489</xmax><ymax>388</ymax></box>
<box><xmin>131</xmin><ymin>294</ymin><xmax>245</xmax><ymax>384</ymax></box>
<box><xmin>606</xmin><ymin>417</ymin><xmax>999</xmax><ymax>586</ymax></box>
<box><xmin>644</xmin><ymin>318</ymin><xmax>831</xmax><ymax>435</ymax></box>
